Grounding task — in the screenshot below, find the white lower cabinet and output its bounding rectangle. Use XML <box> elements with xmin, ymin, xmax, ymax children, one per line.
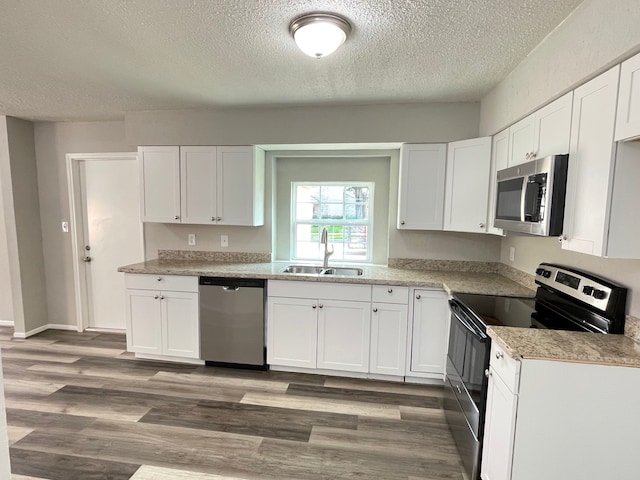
<box><xmin>408</xmin><ymin>289</ymin><xmax>450</xmax><ymax>377</ymax></box>
<box><xmin>268</xmin><ymin>281</ymin><xmax>415</xmax><ymax>377</ymax></box>
<box><xmin>369</xmin><ymin>302</ymin><xmax>408</xmax><ymax>376</ymax></box>
<box><xmin>125</xmin><ymin>274</ymin><xmax>200</xmax><ymax>360</ymax></box>
<box><xmin>267</xmin><ymin>297</ymin><xmax>317</xmax><ymax>368</ymax></box>
<box><xmin>481</xmin><ymin>343</ymin><xmax>640</xmax><ymax>480</ymax></box>
<box><xmin>317</xmin><ymin>300</ymin><xmax>371</xmax><ymax>373</ymax></box>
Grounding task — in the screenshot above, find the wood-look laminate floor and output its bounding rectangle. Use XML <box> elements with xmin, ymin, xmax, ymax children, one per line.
<box><xmin>0</xmin><ymin>326</ymin><xmax>465</xmax><ymax>480</ymax></box>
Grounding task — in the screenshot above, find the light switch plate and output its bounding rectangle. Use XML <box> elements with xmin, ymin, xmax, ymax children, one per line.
<box><xmin>509</xmin><ymin>247</ymin><xmax>516</xmax><ymax>262</ymax></box>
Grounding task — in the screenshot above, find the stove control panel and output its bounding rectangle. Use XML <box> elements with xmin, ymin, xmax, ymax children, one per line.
<box><xmin>535</xmin><ymin>264</ymin><xmax>612</xmax><ymax>312</ymax></box>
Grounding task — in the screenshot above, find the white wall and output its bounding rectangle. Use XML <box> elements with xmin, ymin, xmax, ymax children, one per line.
<box><xmin>479</xmin><ymin>0</ymin><xmax>640</xmax><ymax>317</ymax></box>
<box><xmin>34</xmin><ymin>121</ymin><xmax>133</xmax><ymax>326</ymax></box>
<box><xmin>0</xmin><ymin>155</ymin><xmax>12</xmax><ymax>323</ymax></box>
<box><xmin>480</xmin><ymin>0</ymin><xmax>640</xmax><ymax>135</ymax></box>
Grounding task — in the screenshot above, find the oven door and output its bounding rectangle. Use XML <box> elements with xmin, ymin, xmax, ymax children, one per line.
<box><xmin>444</xmin><ymin>299</ymin><xmax>491</xmax><ymax>480</ymax></box>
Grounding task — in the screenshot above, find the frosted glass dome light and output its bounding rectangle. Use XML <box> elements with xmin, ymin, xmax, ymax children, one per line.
<box><xmin>290</xmin><ymin>13</ymin><xmax>351</xmax><ymax>59</ymax></box>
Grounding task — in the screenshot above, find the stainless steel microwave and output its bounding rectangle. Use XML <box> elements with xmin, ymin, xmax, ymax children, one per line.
<box><xmin>494</xmin><ymin>154</ymin><xmax>568</xmax><ymax>236</ymax></box>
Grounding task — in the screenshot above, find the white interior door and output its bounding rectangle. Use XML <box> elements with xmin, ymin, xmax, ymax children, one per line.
<box><xmin>79</xmin><ymin>158</ymin><xmax>143</xmax><ymax>330</ymax></box>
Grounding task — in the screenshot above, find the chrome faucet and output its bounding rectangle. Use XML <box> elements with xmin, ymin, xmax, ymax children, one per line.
<box><xmin>320</xmin><ymin>227</ymin><xmax>334</xmax><ymax>268</ymax></box>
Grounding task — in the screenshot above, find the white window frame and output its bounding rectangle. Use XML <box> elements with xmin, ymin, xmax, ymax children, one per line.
<box><xmin>290</xmin><ymin>181</ymin><xmax>375</xmax><ymax>263</ymax></box>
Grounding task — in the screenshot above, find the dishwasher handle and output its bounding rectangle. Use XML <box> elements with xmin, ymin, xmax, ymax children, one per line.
<box><xmin>222</xmin><ymin>286</ymin><xmax>240</xmax><ymax>292</ymax></box>
<box><xmin>199</xmin><ymin>277</ymin><xmax>265</xmax><ymax>289</ymax></box>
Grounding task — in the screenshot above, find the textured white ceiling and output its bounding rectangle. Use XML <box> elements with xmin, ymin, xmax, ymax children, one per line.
<box><xmin>0</xmin><ymin>0</ymin><xmax>583</xmax><ymax>121</ymax></box>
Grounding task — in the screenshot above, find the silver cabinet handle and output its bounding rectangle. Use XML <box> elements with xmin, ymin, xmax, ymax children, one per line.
<box><xmin>479</xmin><ymin>223</ymin><xmax>485</xmax><ymax>228</ymax></box>
<box><xmin>318</xmin><ymin>304</ymin><xmax>323</xmax><ymax>309</ymax></box>
<box><xmin>211</xmin><ymin>217</ymin><xmax>215</xmax><ymax>221</ymax></box>
<box><xmin>456</xmin><ymin>384</ymin><xmax>462</xmax><ymax>394</ymax></box>
<box><xmin>174</xmin><ymin>215</ymin><xmax>179</xmax><ymax>220</ymax></box>
<box><xmin>83</xmin><ymin>256</ymin><xmax>92</xmax><ymax>262</ymax></box>
<box><xmin>485</xmin><ymin>369</ymin><xmax>491</xmax><ymax>378</ymax></box>
<box><xmin>153</xmin><ymin>295</ymin><xmax>159</xmax><ymax>300</ymax></box>
<box><xmin>416</xmin><ymin>294</ymin><xmax>421</xmax><ymax>299</ymax></box>
<box><xmin>156</xmin><ymin>277</ymin><xmax>162</xmax><ymax>282</ymax></box>
<box><xmin>387</xmin><ymin>288</ymin><xmax>393</xmax><ymax>294</ymax></box>
<box><xmin>373</xmin><ymin>307</ymin><xmax>378</xmax><ymax>313</ymax></box>
<box><xmin>160</xmin><ymin>295</ymin><xmax>165</xmax><ymax>300</ymax></box>
<box><xmin>400</xmin><ymin>221</ymin><xmax>405</xmax><ymax>225</ymax></box>
<box><xmin>216</xmin><ymin>217</ymin><xmax>222</xmax><ymax>221</ymax></box>
<box><xmin>495</xmin><ymin>351</ymin><xmax>504</xmax><ymax>360</ymax></box>
<box><xmin>312</xmin><ymin>304</ymin><xmax>317</xmax><ymax>309</ymax></box>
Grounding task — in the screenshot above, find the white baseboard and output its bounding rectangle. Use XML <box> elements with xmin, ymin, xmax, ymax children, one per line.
<box><xmin>135</xmin><ymin>353</ymin><xmax>205</xmax><ymax>365</ymax></box>
<box><xmin>84</xmin><ymin>327</ymin><xmax>126</xmax><ymax>334</ymax></box>
<box><xmin>269</xmin><ymin>365</ymin><xmax>404</xmax><ymax>383</ymax></box>
<box><xmin>0</xmin><ymin>320</ymin><xmax>14</xmax><ymax>327</ymax></box>
<box><xmin>14</xmin><ymin>323</ymin><xmax>80</xmax><ymax>339</ymax></box>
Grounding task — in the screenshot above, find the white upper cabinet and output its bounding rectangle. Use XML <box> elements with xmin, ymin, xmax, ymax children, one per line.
<box><xmin>180</xmin><ymin>146</ymin><xmax>217</xmax><ymax>224</ymax></box>
<box><xmin>397</xmin><ymin>143</ymin><xmax>447</xmax><ymax>230</ymax></box>
<box><xmin>507</xmin><ymin>116</ymin><xmax>535</xmax><ymax>167</ymax></box>
<box><xmin>507</xmin><ymin>92</ymin><xmax>573</xmax><ymax>167</ymax></box>
<box><xmin>139</xmin><ymin>146</ymin><xmax>181</xmax><ymax>223</ymax></box>
<box><xmin>217</xmin><ymin>146</ymin><xmax>265</xmax><ymax>226</ymax></box>
<box><xmin>487</xmin><ymin>129</ymin><xmax>509</xmax><ymax>236</ymax></box>
<box><xmin>443</xmin><ymin>137</ymin><xmax>492</xmax><ymax>233</ymax></box>
<box><xmin>562</xmin><ymin>66</ymin><xmax>620</xmax><ymax>256</ymax></box>
<box><xmin>615</xmin><ymin>51</ymin><xmax>640</xmax><ymax>141</ymax></box>
<box><xmin>141</xmin><ymin>145</ymin><xmax>265</xmax><ymax>226</ymax></box>
<box><xmin>532</xmin><ymin>91</ymin><xmax>573</xmax><ymax>158</ymax></box>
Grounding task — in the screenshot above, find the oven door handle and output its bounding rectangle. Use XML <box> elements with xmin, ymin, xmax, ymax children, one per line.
<box><xmin>449</xmin><ymin>300</ymin><xmax>488</xmax><ymax>342</ymax></box>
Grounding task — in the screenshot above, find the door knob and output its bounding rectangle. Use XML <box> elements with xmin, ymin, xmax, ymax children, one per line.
<box><xmin>83</xmin><ymin>256</ymin><xmax>92</xmax><ymax>262</ymax></box>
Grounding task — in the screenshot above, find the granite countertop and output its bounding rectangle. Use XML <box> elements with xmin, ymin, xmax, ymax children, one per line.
<box><xmin>487</xmin><ymin>326</ymin><xmax>640</xmax><ymax>368</ymax></box>
<box><xmin>117</xmin><ymin>259</ymin><xmax>537</xmax><ymax>298</ymax></box>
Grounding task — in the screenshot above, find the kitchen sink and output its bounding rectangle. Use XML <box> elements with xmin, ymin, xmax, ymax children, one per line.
<box><xmin>282</xmin><ymin>265</ymin><xmax>325</xmax><ymax>274</ymax></box>
<box><xmin>282</xmin><ymin>265</ymin><xmax>364</xmax><ymax>276</ymax></box>
<box><xmin>321</xmin><ymin>267</ymin><xmax>364</xmax><ymax>276</ymax></box>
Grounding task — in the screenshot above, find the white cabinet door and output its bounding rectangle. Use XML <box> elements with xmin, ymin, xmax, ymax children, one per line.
<box><xmin>409</xmin><ymin>289</ymin><xmax>449</xmax><ymax>376</ymax></box>
<box><xmin>139</xmin><ymin>146</ymin><xmax>181</xmax><ymax>223</ymax></box>
<box><xmin>126</xmin><ymin>289</ymin><xmax>163</xmax><ymax>355</ymax></box>
<box><xmin>532</xmin><ymin>91</ymin><xmax>573</xmax><ymax>158</ymax></box>
<box><xmin>481</xmin><ymin>368</ymin><xmax>518</xmax><ymax>480</ymax></box>
<box><xmin>370</xmin><ymin>302</ymin><xmax>408</xmax><ymax>376</ymax></box>
<box><xmin>317</xmin><ymin>300</ymin><xmax>371</xmax><ymax>373</ymax></box>
<box><xmin>615</xmin><ymin>51</ymin><xmax>640</xmax><ymax>141</ymax></box>
<box><xmin>444</xmin><ymin>137</ymin><xmax>492</xmax><ymax>233</ymax></box>
<box><xmin>162</xmin><ymin>291</ymin><xmax>199</xmax><ymax>359</ymax></box>
<box><xmin>397</xmin><ymin>144</ymin><xmax>447</xmax><ymax>230</ymax></box>
<box><xmin>487</xmin><ymin>129</ymin><xmax>509</xmax><ymax>235</ymax></box>
<box><xmin>180</xmin><ymin>146</ymin><xmax>217</xmax><ymax>224</ymax></box>
<box><xmin>507</xmin><ymin>115</ymin><xmax>535</xmax><ymax>167</ymax></box>
<box><xmin>562</xmin><ymin>66</ymin><xmax>620</xmax><ymax>256</ymax></box>
<box><xmin>217</xmin><ymin>146</ymin><xmax>265</xmax><ymax>226</ymax></box>
<box><xmin>267</xmin><ymin>297</ymin><xmax>318</xmax><ymax>368</ymax></box>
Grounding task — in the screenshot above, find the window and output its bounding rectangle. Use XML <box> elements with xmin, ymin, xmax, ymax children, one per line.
<box><xmin>291</xmin><ymin>182</ymin><xmax>374</xmax><ymax>263</ymax></box>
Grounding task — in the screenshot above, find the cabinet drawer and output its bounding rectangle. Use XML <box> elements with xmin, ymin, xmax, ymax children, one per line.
<box><xmin>268</xmin><ymin>280</ymin><xmax>371</xmax><ymax>302</ymax></box>
<box><xmin>371</xmin><ymin>285</ymin><xmax>409</xmax><ymax>304</ymax></box>
<box><xmin>125</xmin><ymin>274</ymin><xmax>198</xmax><ymax>292</ymax></box>
<box><xmin>490</xmin><ymin>342</ymin><xmax>521</xmax><ymax>393</ymax></box>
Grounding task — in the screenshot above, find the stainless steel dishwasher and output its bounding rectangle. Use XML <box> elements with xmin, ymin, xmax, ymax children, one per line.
<box><xmin>199</xmin><ymin>277</ymin><xmax>267</xmax><ymax>369</ymax></box>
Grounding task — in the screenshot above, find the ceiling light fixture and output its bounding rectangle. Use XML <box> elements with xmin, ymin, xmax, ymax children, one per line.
<box><xmin>289</xmin><ymin>13</ymin><xmax>352</xmax><ymax>59</ymax></box>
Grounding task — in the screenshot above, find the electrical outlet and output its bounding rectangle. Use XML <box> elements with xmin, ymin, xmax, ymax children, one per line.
<box><xmin>188</xmin><ymin>234</ymin><xmax>196</xmax><ymax>246</ymax></box>
<box><xmin>221</xmin><ymin>235</ymin><xmax>229</xmax><ymax>247</ymax></box>
<box><xmin>509</xmin><ymin>247</ymin><xmax>516</xmax><ymax>262</ymax></box>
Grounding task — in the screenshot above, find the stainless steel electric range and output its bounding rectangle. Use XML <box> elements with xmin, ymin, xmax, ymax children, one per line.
<box><xmin>443</xmin><ymin>263</ymin><xmax>627</xmax><ymax>480</ymax></box>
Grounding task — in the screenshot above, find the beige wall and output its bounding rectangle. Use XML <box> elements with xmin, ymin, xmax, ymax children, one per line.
<box><xmin>0</xmin><ymin>150</ymin><xmax>12</xmax><ymax>322</ymax></box>
<box><xmin>34</xmin><ymin>121</ymin><xmax>133</xmax><ymax>326</ymax></box>
<box><xmin>274</xmin><ymin>154</ymin><xmax>391</xmax><ymax>265</ymax></box>
<box><xmin>0</xmin><ymin>117</ymin><xmax>48</xmax><ymax>334</ymax></box>
<box><xmin>126</xmin><ymin>103</ymin><xmax>481</xmax><ymax>146</ymax></box>
<box><xmin>479</xmin><ymin>0</ymin><xmax>640</xmax><ymax>317</ymax></box>
<box><xmin>480</xmin><ymin>0</ymin><xmax>640</xmax><ymax>135</ymax></box>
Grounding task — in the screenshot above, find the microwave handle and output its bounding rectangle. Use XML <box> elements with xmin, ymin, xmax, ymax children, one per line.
<box><xmin>519</xmin><ymin>176</ymin><xmax>528</xmax><ymax>222</ymax></box>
